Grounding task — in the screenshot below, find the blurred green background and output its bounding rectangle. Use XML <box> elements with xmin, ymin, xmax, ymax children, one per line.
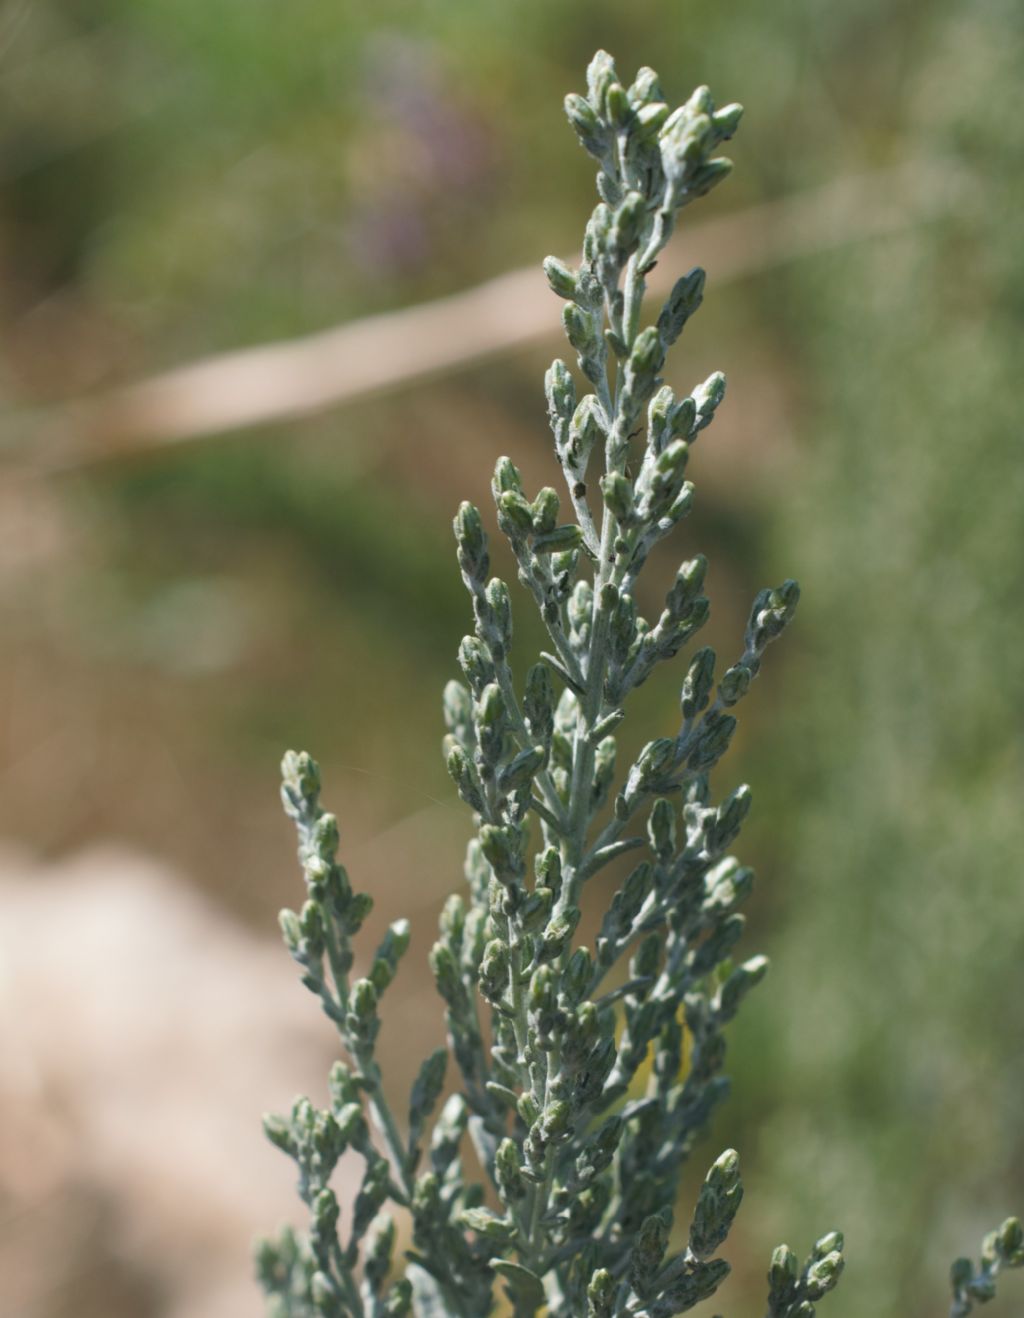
<box><xmin>1</xmin><ymin>0</ymin><xmax>1021</xmax><ymax>1314</ymax></box>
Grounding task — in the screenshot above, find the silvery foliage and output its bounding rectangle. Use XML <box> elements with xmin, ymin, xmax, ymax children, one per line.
<box><xmin>949</xmin><ymin>1220</ymin><xmax>1023</xmax><ymax>1317</ymax></box>
<box><xmin>256</xmin><ymin>50</ymin><xmax>1020</xmax><ymax>1318</ymax></box>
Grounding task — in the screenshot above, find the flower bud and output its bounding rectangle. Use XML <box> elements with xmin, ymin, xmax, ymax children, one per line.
<box><xmin>496</xmin><ymin>489</ymin><xmax>534</xmax><ymax>537</ymax></box>
<box><xmin>690</xmin><ymin>156</ymin><xmax>734</xmax><ymax>199</ymax></box>
<box><xmin>531</xmin><ymin>486</ymin><xmax>560</xmax><ymax>535</ymax></box>
<box><xmin>712</xmin><ymin>101</ymin><xmax>744</xmax><ymax>138</ymax></box>
<box><xmin>587</xmin><ymin>1268</ymin><xmax>615</xmax><ymax>1318</ymax></box>
<box><xmin>543</xmin><ymin>255</ymin><xmax>578</xmax><ymax>299</ymax></box>
<box><xmin>648</xmin><ymin>797</ymin><xmax>676</xmax><ymax>859</ymax></box>
<box><xmin>611</xmin><ymin>191</ymin><xmax>646</xmax><ymax>257</ymax></box>
<box><xmin>627</xmin><ymin>66</ymin><xmax>662</xmax><ymax>106</ymax></box>
<box><xmin>564</xmin><ymin>92</ymin><xmax>604</xmax><ymax>156</ymax></box>
<box><xmin>458</xmin><ymin>1207</ymin><xmax>514</xmax><ymax>1243</ymax></box>
<box><xmin>545</xmin><ymin>358</ymin><xmax>576</xmax><ymax>428</ymax></box>
<box><xmin>454</xmin><ymin>501</ymin><xmax>489</xmax><ymax>584</ymax></box>
<box><xmin>600</xmin><ymin>471</ymin><xmax>635</xmax><ymax>523</ymax></box>
<box><xmin>718</xmin><ymin>662</ymin><xmax>752</xmax><ymax>706</ymax></box>
<box><xmin>693</xmin><ymin>370</ymin><xmax>726</xmax><ymax>433</ymax></box>
<box><xmin>585</xmin><ymin>49</ymin><xmax>618</xmax><ymax>115</ymax></box>
<box><xmin>657</xmin><ymin>267</ymin><xmax>705</xmax><ymax>346</ymax></box>
<box><xmin>495</xmin><ymin>1137</ymin><xmax>526</xmax><ymax>1202</ymax></box>
<box><xmin>805</xmin><ymin>1250</ymin><xmax>845</xmax><ymax>1299</ymax></box>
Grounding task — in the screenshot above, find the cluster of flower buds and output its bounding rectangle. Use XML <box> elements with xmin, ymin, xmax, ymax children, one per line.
<box><xmin>764</xmin><ymin>1232</ymin><xmax>846</xmax><ymax>1317</ymax></box>
<box><xmin>258</xmin><ymin>49</ymin><xmax>861</xmax><ymax>1318</ymax></box>
<box><xmin>950</xmin><ymin>1218</ymin><xmax>1024</xmax><ymax>1317</ymax></box>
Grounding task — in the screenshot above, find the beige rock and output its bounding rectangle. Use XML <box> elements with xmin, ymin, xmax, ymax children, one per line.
<box><xmin>0</xmin><ymin>844</ymin><xmax>344</xmax><ymax>1318</ymax></box>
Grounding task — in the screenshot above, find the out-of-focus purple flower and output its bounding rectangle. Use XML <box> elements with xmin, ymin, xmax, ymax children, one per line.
<box><xmin>344</xmin><ymin>34</ymin><xmax>499</xmax><ymax>277</ymax></box>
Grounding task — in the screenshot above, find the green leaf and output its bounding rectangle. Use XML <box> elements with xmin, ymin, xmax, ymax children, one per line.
<box><xmin>490</xmin><ymin>1259</ymin><xmax>546</xmax><ymax>1309</ymax></box>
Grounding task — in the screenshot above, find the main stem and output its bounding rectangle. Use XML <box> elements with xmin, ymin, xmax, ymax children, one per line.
<box><xmin>516</xmin><ymin>233</ymin><xmax>652</xmax><ymax>1307</ymax></box>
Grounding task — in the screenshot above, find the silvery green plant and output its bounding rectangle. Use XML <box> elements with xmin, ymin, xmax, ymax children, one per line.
<box><xmin>255</xmin><ymin>50</ymin><xmax>1020</xmax><ymax>1318</ymax></box>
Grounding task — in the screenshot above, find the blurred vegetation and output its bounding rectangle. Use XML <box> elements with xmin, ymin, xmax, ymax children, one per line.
<box><xmin>1</xmin><ymin>0</ymin><xmax>1021</xmax><ymax>1315</ymax></box>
